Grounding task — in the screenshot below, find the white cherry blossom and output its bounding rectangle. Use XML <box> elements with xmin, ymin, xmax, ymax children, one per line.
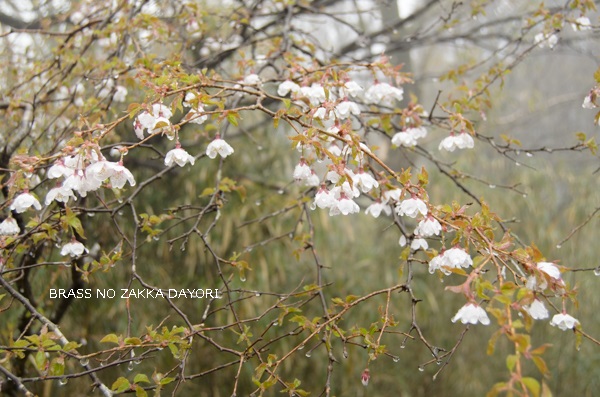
<box><xmin>534</xmin><ymin>32</ymin><xmax>558</xmax><ymax>49</ymax></box>
<box><xmin>411</xmin><ymin>238</ymin><xmax>428</xmax><ymax>251</ymax></box>
<box><xmin>329</xmin><ymin>194</ymin><xmax>360</xmax><ymax>216</ymax></box>
<box><xmin>365</xmin><ymin>82</ymin><xmax>403</xmax><ymax>104</ymax></box>
<box><xmin>550</xmin><ymin>313</ymin><xmax>579</xmax><ymax>331</ymax></box>
<box><xmin>165</xmin><ymin>146</ymin><xmax>196</xmax><ymax>167</ymax></box>
<box><xmin>311</xmin><ymin>186</ymin><xmax>336</xmax><ymax>210</ymax></box>
<box><xmin>45</xmin><ymin>185</ymin><xmax>76</xmax><ymax>205</ymax></box>
<box><xmin>571</xmin><ymin>16</ymin><xmax>591</xmax><ymax>31</ymax></box>
<box><xmin>10</xmin><ymin>192</ymin><xmax>42</xmax><ymax>213</ymax></box>
<box><xmin>352</xmin><ymin>169</ymin><xmax>379</xmax><ymax>193</ymax></box>
<box><xmin>523</xmin><ymin>299</ymin><xmax>549</xmax><ymax>320</ymax></box>
<box><xmin>439</xmin><ymin>133</ymin><xmax>475</xmax><ymax>152</ymax></box>
<box><xmin>300</xmin><ymin>84</ymin><xmax>326</xmax><ymax>105</ymax></box>
<box><xmin>278</xmin><ymin>80</ymin><xmax>301</xmax><ymax>97</ymax></box>
<box><xmin>365</xmin><ymin>201</ymin><xmax>392</xmax><ymax>218</ymax></box>
<box><xmin>134</xmin><ymin>103</ymin><xmax>173</xmax><ymax>140</ymax></box>
<box><xmin>396</xmin><ymin>197</ymin><xmax>427</xmax><ymax>218</ymax></box>
<box><xmin>60</xmin><ymin>240</ymin><xmax>89</xmax><ymax>257</ymax></box>
<box><xmin>451</xmin><ymin>303</ymin><xmax>490</xmax><ymax>325</ymax></box>
<box><xmin>206</xmin><ymin>136</ymin><xmax>234</xmax><ymax>159</ymax></box>
<box><xmin>293</xmin><ymin>161</ymin><xmax>312</xmax><ymax>181</ymax></box>
<box><xmin>0</xmin><ymin>217</ymin><xmax>20</xmax><ymax>235</ymax></box>
<box><xmin>340</xmin><ymin>81</ymin><xmax>363</xmax><ymax>98</ymax></box>
<box><xmin>243</xmin><ymin>73</ymin><xmax>262</xmax><ymax>86</ymax></box>
<box><xmin>334</xmin><ymin>101</ymin><xmax>360</xmax><ymax>119</ymax></box>
<box><xmin>382</xmin><ymin>189</ymin><xmax>403</xmax><ymax>203</ymax></box>
<box><xmin>537</xmin><ymin>262</ymin><xmax>561</xmax><ymax>281</ymax></box>
<box><xmin>414</xmin><ymin>217</ymin><xmax>442</xmax><ymax>237</ymax></box>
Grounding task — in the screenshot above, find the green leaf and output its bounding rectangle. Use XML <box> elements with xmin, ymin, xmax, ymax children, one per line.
<box><xmin>506</xmin><ymin>354</ymin><xmax>518</xmax><ymax>371</ymax></box>
<box><xmin>49</xmin><ymin>357</ymin><xmax>65</xmax><ymax>376</ymax></box>
<box><xmin>159</xmin><ymin>377</ymin><xmax>175</xmax><ymax>386</ymax></box>
<box><xmin>62</xmin><ymin>341</ymin><xmax>80</xmax><ymax>352</ymax></box>
<box><xmin>35</xmin><ymin>351</ymin><xmax>47</xmax><ymax>371</ymax></box>
<box><xmin>111</xmin><ymin>377</ymin><xmax>131</xmax><ymax>393</ymax></box>
<box><xmin>125</xmin><ymin>337</ymin><xmax>142</xmax><ymax>346</ymax></box>
<box><xmin>134</xmin><ymin>374</ymin><xmax>151</xmax><ymax>384</ymax></box>
<box><xmin>136</xmin><ymin>385</ymin><xmax>148</xmax><ymax>397</ymax></box>
<box><xmin>522</xmin><ymin>377</ymin><xmax>540</xmax><ymax>397</ymax></box>
<box><xmin>100</xmin><ymin>334</ymin><xmax>120</xmax><ymax>345</ymax></box>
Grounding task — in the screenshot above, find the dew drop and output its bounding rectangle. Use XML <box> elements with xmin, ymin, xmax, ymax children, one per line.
<box><xmin>59</xmin><ymin>378</ymin><xmax>68</xmax><ymax>386</ymax></box>
<box><xmin>305</xmin><ymin>351</ymin><xmax>311</xmax><ymax>358</ymax></box>
<box><xmin>436</xmin><ymin>360</ymin><xmax>442</xmax><ymax>365</ymax></box>
<box><xmin>87</xmin><ymin>212</ymin><xmax>95</xmax><ymax>217</ymax></box>
<box><xmin>134</xmin><ymin>359</ymin><xmax>142</xmax><ymax>365</ymax></box>
<box><xmin>522</xmin><ymin>194</ymin><xmax>527</xmax><ymax>198</ymax></box>
<box><xmin>255</xmin><ymin>200</ymin><xmax>261</xmax><ymax>206</ymax></box>
<box><xmin>79</xmin><ymin>358</ymin><xmax>89</xmax><ymax>366</ymax></box>
<box><xmin>400</xmin><ymin>343</ymin><xmax>405</xmax><ymax>349</ymax></box>
<box><xmin>418</xmin><ymin>366</ymin><xmax>424</xmax><ymax>372</ymax></box>
<box><xmin>594</xmin><ymin>267</ymin><xmax>600</xmax><ymax>276</ymax></box>
<box><xmin>153</xmin><ymin>236</ymin><xmax>160</xmax><ymax>241</ymax></box>
<box><xmin>515</xmin><ymin>150</ymin><xmax>521</xmax><ymax>156</ymax></box>
<box><xmin>240</xmin><ymin>275</ymin><xmax>246</xmax><ymax>282</ymax></box>
<box><xmin>277</xmin><ymin>189</ymin><xmax>284</xmax><ymax>194</ymax></box>
<box><xmin>343</xmin><ymin>347</ymin><xmax>348</xmax><ymax>358</ymax></box>
<box><xmin>556</xmin><ymin>244</ymin><xmax>562</xmax><ymax>249</ymax></box>
<box><xmin>393</xmin><ymin>357</ymin><xmax>400</xmax><ymax>363</ymax></box>
<box><xmin>127</xmin><ymin>362</ymin><xmax>134</xmax><ymax>371</ymax></box>
<box><xmin>273</xmin><ymin>321</ymin><xmax>278</xmax><ymax>327</ymax></box>
<box><xmin>488</xmin><ymin>184</ymin><xmax>496</xmax><ymax>189</ymax></box>
<box><xmin>526</xmin><ymin>152</ymin><xmax>533</xmax><ymax>157</ymax></box>
<box><xmin>255</xmin><ymin>292</ymin><xmax>261</xmax><ymax>297</ymax></box>
<box><xmin>257</xmin><ymin>146</ymin><xmax>263</xmax><ymax>151</ymax></box>
<box><xmin>117</xmin><ymin>199</ymin><xmax>123</xmax><ymax>203</ymax></box>
<box><xmin>515</xmin><ymin>162</ymin><xmax>521</xmax><ymax>167</ymax></box>
<box><xmin>298</xmin><ymin>344</ymin><xmax>305</xmax><ymax>350</ymax></box>
<box><xmin>546</xmin><ymin>148</ymin><xmax>553</xmax><ymax>153</ymax></box>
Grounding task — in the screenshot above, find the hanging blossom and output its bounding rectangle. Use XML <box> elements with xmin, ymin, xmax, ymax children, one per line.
<box><xmin>582</xmin><ymin>90</ymin><xmax>598</xmax><ymax>109</ymax></box>
<box><xmin>365</xmin><ymin>82</ymin><xmax>403</xmax><ymax>104</ymax></box>
<box><xmin>571</xmin><ymin>16</ymin><xmax>591</xmax><ymax>31</ymax></box>
<box><xmin>206</xmin><ymin>135</ymin><xmax>234</xmax><ymax>159</ymax></box>
<box><xmin>428</xmin><ymin>247</ymin><xmax>473</xmax><ymax>275</ymax></box>
<box><xmin>133</xmin><ymin>103</ymin><xmax>173</xmax><ymax>140</ymax></box>
<box><xmin>86</xmin><ymin>159</ymin><xmax>136</xmax><ymax>189</ymax></box>
<box><xmin>439</xmin><ymin>132</ymin><xmax>475</xmax><ymax>152</ymax></box>
<box><xmin>365</xmin><ymin>200</ymin><xmax>392</xmax><ymax>218</ymax></box>
<box><xmin>277</xmin><ymin>80</ymin><xmax>301</xmax><ymax>97</ymax></box>
<box><xmin>523</xmin><ymin>299</ymin><xmax>549</xmax><ymax>320</ymax></box>
<box><xmin>536</xmin><ymin>261</ymin><xmax>564</xmax><ymax>287</ymax></box>
<box><xmin>304</xmin><ymin>171</ymin><xmax>320</xmax><ymax>187</ymax></box>
<box><xmin>300</xmin><ymin>84</ymin><xmax>327</xmax><ymax>106</ymax></box>
<box><xmin>165</xmin><ymin>144</ymin><xmax>196</xmax><ymax>167</ymax></box>
<box><xmin>334</xmin><ymin>101</ymin><xmax>360</xmax><ymax>119</ymax></box>
<box><xmin>361</xmin><ymin>369</ymin><xmax>370</xmax><ymax>387</ymax></box>
<box><xmin>382</xmin><ymin>188</ymin><xmax>403</xmax><ymax>204</ymax></box>
<box><xmin>0</xmin><ymin>217</ymin><xmax>20</xmax><ymax>235</ymax></box>
<box><xmin>182</xmin><ymin>92</ymin><xmax>208</xmax><ymax>125</ymax></box>
<box><xmin>60</xmin><ymin>240</ymin><xmax>89</xmax><ymax>257</ymax></box>
<box><xmin>339</xmin><ymin>81</ymin><xmax>363</xmax><ymax>99</ymax></box>
<box><xmin>313</xmin><ymin>107</ymin><xmax>332</xmax><ymax>120</ymax></box>
<box><xmin>242</xmin><ymin>73</ymin><xmax>262</xmax><ymax>86</ymax></box>
<box><xmin>293</xmin><ymin>159</ymin><xmax>312</xmax><ymax>181</ymax></box>
<box><xmin>396</xmin><ymin>197</ymin><xmax>427</xmax><ymax>218</ymax></box>
<box><xmin>352</xmin><ymin>169</ymin><xmax>379</xmax><ymax>193</ymax></box>
<box><xmin>391</xmin><ymin>127</ymin><xmax>428</xmax><ymax>148</ymax></box>
<box><xmin>534</xmin><ymin>32</ymin><xmax>558</xmax><ymax>49</ymax></box>
<box><xmin>10</xmin><ymin>192</ymin><xmax>42</xmax><ymax>213</ymax></box>
<box><xmin>311</xmin><ymin>185</ymin><xmax>336</xmax><ymax>210</ymax></box>
<box><xmin>451</xmin><ymin>303</ymin><xmax>490</xmax><ymax>325</ymax></box>
<box><xmin>329</xmin><ymin>193</ymin><xmax>360</xmax><ymax>216</ymax></box>
<box><xmin>414</xmin><ymin>216</ymin><xmax>442</xmax><ymax>237</ymax></box>
<box><xmin>45</xmin><ymin>185</ymin><xmax>76</xmax><ymax>205</ymax></box>
<box><xmin>550</xmin><ymin>312</ymin><xmax>579</xmax><ymax>331</ymax></box>
<box><xmin>411</xmin><ymin>238</ymin><xmax>428</xmax><ymax>251</ymax></box>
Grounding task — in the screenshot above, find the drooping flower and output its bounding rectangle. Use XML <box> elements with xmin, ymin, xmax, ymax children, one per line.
<box><xmin>329</xmin><ymin>193</ymin><xmax>360</xmax><ymax>216</ymax></box>
<box><xmin>113</xmin><ymin>85</ymin><xmax>128</xmax><ymax>102</ymax></box>
<box><xmin>206</xmin><ymin>136</ymin><xmax>234</xmax><ymax>159</ymax></box>
<box><xmin>550</xmin><ymin>312</ymin><xmax>579</xmax><ymax>331</ymax></box>
<box><xmin>185</xmin><ymin>108</ymin><xmax>208</xmax><ymax>125</ymax></box>
<box><xmin>45</xmin><ymin>185</ymin><xmax>76</xmax><ymax>205</ymax></box>
<box><xmin>534</xmin><ymin>32</ymin><xmax>558</xmax><ymax>49</ymax></box>
<box><xmin>451</xmin><ymin>303</ymin><xmax>490</xmax><ymax>325</ymax></box>
<box><xmin>304</xmin><ymin>171</ymin><xmax>320</xmax><ymax>187</ymax></box>
<box><xmin>361</xmin><ymin>368</ymin><xmax>370</xmax><ymax>387</ymax></box>
<box><xmin>443</xmin><ymin>248</ymin><xmax>473</xmax><ymax>269</ymax></box>
<box><xmin>352</xmin><ymin>169</ymin><xmax>379</xmax><ymax>193</ymax></box>
<box><xmin>396</xmin><ymin>197</ymin><xmax>427</xmax><ymax>218</ymax></box>
<box><xmin>365</xmin><ymin>82</ymin><xmax>403</xmax><ymax>104</ymax></box>
<box><xmin>537</xmin><ymin>262</ymin><xmax>562</xmax><ymax>281</ymax></box>
<box><xmin>0</xmin><ymin>217</ymin><xmax>20</xmax><ymax>235</ymax></box>
<box><xmin>411</xmin><ymin>238</ymin><xmax>428</xmax><ymax>251</ymax></box>
<box><xmin>86</xmin><ymin>160</ymin><xmax>135</xmax><ymax>189</ymax></box>
<box><xmin>10</xmin><ymin>192</ymin><xmax>42</xmax><ymax>213</ymax></box>
<box><xmin>311</xmin><ymin>186</ymin><xmax>336</xmax><ymax>210</ymax></box>
<box><xmin>293</xmin><ymin>160</ymin><xmax>312</xmax><ymax>181</ymax></box>
<box><xmin>334</xmin><ymin>101</ymin><xmax>360</xmax><ymax>119</ymax></box>
<box><xmin>382</xmin><ymin>189</ymin><xmax>403</xmax><ymax>203</ymax></box>
<box><xmin>277</xmin><ymin>80</ymin><xmax>301</xmax><ymax>97</ymax></box>
<box><xmin>165</xmin><ymin>146</ymin><xmax>196</xmax><ymax>167</ymax></box>
<box><xmin>365</xmin><ymin>200</ymin><xmax>392</xmax><ymax>218</ymax></box>
<box><xmin>300</xmin><ymin>84</ymin><xmax>326</xmax><ymax>105</ymax></box>
<box><xmin>571</xmin><ymin>16</ymin><xmax>591</xmax><ymax>31</ymax></box>
<box><xmin>340</xmin><ymin>81</ymin><xmax>363</xmax><ymax>98</ymax></box>
<box><xmin>523</xmin><ymin>299</ymin><xmax>549</xmax><ymax>320</ymax></box>
<box><xmin>391</xmin><ymin>127</ymin><xmax>428</xmax><ymax>148</ymax></box>
<box><xmin>439</xmin><ymin>133</ymin><xmax>475</xmax><ymax>152</ymax></box>
<box><xmin>414</xmin><ymin>217</ymin><xmax>442</xmax><ymax>237</ymax></box>
<box><xmin>60</xmin><ymin>240</ymin><xmax>89</xmax><ymax>257</ymax></box>
<box><xmin>134</xmin><ymin>103</ymin><xmax>173</xmax><ymax>140</ymax></box>
<box><xmin>243</xmin><ymin>73</ymin><xmax>262</xmax><ymax>86</ymax></box>
<box><xmin>313</xmin><ymin>107</ymin><xmax>331</xmax><ymax>120</ymax></box>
